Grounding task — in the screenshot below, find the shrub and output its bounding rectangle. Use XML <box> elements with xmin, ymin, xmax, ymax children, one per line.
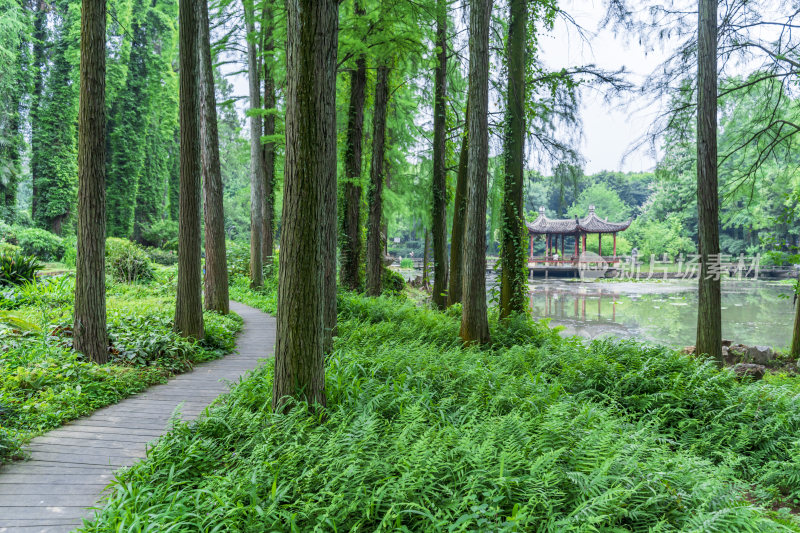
<box><xmin>382</xmin><ymin>266</ymin><xmax>405</xmax><ymax>294</ymax></box>
<box><xmin>61</xmin><ymin>236</ymin><xmax>77</xmax><ymax>268</ymax></box>
<box><xmin>226</xmin><ymin>240</ymin><xmax>251</xmax><ymax>278</ymax></box>
<box><xmin>144</xmin><ymin>247</ymin><xmax>178</xmax><ymax>266</ymax></box>
<box><xmin>0</xmin><ymin>251</ymin><xmax>42</xmax><ymax>286</ymax></box>
<box><xmin>106</xmin><ymin>238</ymin><xmax>155</xmax><ymax>283</ymax></box>
<box><xmin>0</xmin><ymin>221</ymin><xmax>18</xmax><ymax>244</ymax></box>
<box><xmin>140</xmin><ymin>220</ymin><xmax>179</xmax><ymax>250</ymax></box>
<box><xmin>0</xmin><ymin>242</ymin><xmax>20</xmax><ymax>255</ymax></box>
<box><xmin>399</xmin><ymin>257</ymin><xmax>413</xmax><ymax>268</ymax></box>
<box><xmin>16</xmin><ymin>227</ymin><xmax>65</xmax><ymax>261</ymax></box>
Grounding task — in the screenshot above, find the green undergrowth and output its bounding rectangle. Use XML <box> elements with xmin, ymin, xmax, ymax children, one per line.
<box><xmin>0</xmin><ymin>268</ymin><xmax>242</xmax><ymax>464</ymax></box>
<box><xmin>82</xmin><ymin>277</ymin><xmax>800</xmax><ymax>531</ymax></box>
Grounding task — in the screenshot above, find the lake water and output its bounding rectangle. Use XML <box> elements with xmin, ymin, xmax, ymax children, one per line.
<box><xmin>527</xmin><ymin>279</ymin><xmax>796</xmax><ymax>350</ymax></box>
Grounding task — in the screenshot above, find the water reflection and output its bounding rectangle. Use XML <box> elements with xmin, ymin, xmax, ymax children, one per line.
<box><xmin>528</xmin><ymin>279</ymin><xmax>795</xmax><ymax>350</ymax></box>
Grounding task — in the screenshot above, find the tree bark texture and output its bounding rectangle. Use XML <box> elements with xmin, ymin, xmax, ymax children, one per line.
<box><xmin>696</xmin><ymin>0</ymin><xmax>722</xmax><ymax>364</ymax></box>
<box><xmin>431</xmin><ymin>0</ymin><xmax>448</xmax><ymax>309</ymax></box>
<box><xmin>447</xmin><ymin>101</ymin><xmax>468</xmax><ymax>307</ymax></box>
<box><xmin>365</xmin><ymin>62</ymin><xmax>390</xmax><ymax>297</ymax></box>
<box><xmin>200</xmin><ymin>0</ymin><xmax>229</xmax><ymax>314</ymax></box>
<box><xmin>273</xmin><ymin>0</ymin><xmax>338</xmax><ymax>412</ymax></box>
<box><xmin>340</xmin><ymin>39</ymin><xmax>367</xmax><ymax>292</ymax></box>
<box><xmin>792</xmin><ymin>277</ymin><xmax>800</xmax><ymax>358</ymax></box>
<box><xmin>244</xmin><ymin>0</ymin><xmax>264</xmax><ymax>288</ymax></box>
<box><xmin>74</xmin><ymin>0</ymin><xmax>108</xmax><ymax>364</ymax></box>
<box><xmin>460</xmin><ymin>0</ymin><xmax>491</xmax><ymax>344</ymax></box>
<box><xmin>174</xmin><ymin>0</ymin><xmax>205</xmax><ymax>340</ymax></box>
<box><xmin>499</xmin><ymin>0</ymin><xmax>527</xmax><ymax>319</ymax></box>
<box><xmin>261</xmin><ymin>0</ymin><xmax>276</xmax><ymax>267</ymax></box>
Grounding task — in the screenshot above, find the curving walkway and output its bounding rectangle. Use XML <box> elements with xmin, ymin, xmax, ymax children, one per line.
<box><xmin>0</xmin><ymin>301</ymin><xmax>275</xmax><ymax>533</ymax></box>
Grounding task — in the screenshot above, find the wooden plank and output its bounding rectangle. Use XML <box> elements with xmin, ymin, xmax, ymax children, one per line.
<box><xmin>0</xmin><ymin>301</ymin><xmax>274</xmax><ymax>528</ymax></box>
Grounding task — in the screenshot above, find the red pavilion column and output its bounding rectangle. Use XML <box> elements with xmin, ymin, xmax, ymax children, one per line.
<box><xmin>582</xmin><ymin>233</ymin><xmax>586</xmax><ymax>253</ymax></box>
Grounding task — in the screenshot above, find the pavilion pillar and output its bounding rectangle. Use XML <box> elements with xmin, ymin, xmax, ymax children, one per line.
<box><xmin>613</xmin><ymin>232</ymin><xmax>617</xmax><ymax>258</ymax></box>
<box><xmin>529</xmin><ymin>235</ymin><xmax>533</xmax><ymax>260</ymax></box>
<box><xmin>574</xmin><ymin>234</ymin><xmax>578</xmax><ymax>258</ymax></box>
<box><xmin>560</xmin><ymin>234</ymin><xmax>564</xmax><ymax>260</ymax></box>
<box><xmin>582</xmin><ymin>233</ymin><xmax>586</xmax><ymax>253</ymax></box>
<box><xmin>598</xmin><ymin>233</ymin><xmax>602</xmax><ymax>258</ymax></box>
<box><xmin>545</xmin><ymin>234</ymin><xmax>549</xmax><ymax>263</ymax></box>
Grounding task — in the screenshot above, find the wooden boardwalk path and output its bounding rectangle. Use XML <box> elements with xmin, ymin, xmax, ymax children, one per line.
<box><xmin>0</xmin><ymin>301</ymin><xmax>275</xmax><ymax>533</ymax></box>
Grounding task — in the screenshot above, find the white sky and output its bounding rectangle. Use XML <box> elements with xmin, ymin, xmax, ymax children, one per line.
<box><xmin>227</xmin><ymin>1</ymin><xmax>670</xmax><ymax>175</ymax></box>
<box><xmin>538</xmin><ymin>0</ymin><xmax>671</xmax><ymax>174</ymax></box>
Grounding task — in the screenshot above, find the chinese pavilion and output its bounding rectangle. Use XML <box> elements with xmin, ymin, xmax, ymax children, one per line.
<box><xmin>527</xmin><ymin>205</ymin><xmax>631</xmax><ymax>262</ymax></box>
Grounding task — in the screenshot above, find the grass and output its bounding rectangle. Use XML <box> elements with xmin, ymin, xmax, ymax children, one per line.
<box><xmin>0</xmin><ymin>267</ymin><xmax>242</xmax><ymax>464</ymax></box>
<box><xmin>80</xmin><ymin>276</ymin><xmax>800</xmax><ymax>532</ymax></box>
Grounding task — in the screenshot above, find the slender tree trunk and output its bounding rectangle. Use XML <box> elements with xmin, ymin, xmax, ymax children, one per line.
<box><xmin>499</xmin><ymin>0</ymin><xmax>527</xmax><ymax>319</ymax></box>
<box><xmin>365</xmin><ymin>62</ymin><xmax>391</xmax><ymax>297</ymax></box>
<box><xmin>261</xmin><ymin>0</ymin><xmax>275</xmax><ymax>268</ymax></box>
<box><xmin>174</xmin><ymin>0</ymin><xmax>204</xmax><ymax>339</ymax></box>
<box><xmin>460</xmin><ymin>0</ymin><xmax>491</xmax><ymax>344</ymax></box>
<box><xmin>696</xmin><ymin>0</ymin><xmax>721</xmax><ymax>364</ymax></box>
<box><xmin>273</xmin><ymin>0</ymin><xmax>338</xmax><ymax>412</ymax></box>
<box><xmin>74</xmin><ymin>0</ymin><xmax>107</xmax><ymax>364</ymax></box>
<box><xmin>30</xmin><ymin>1</ymin><xmax>46</xmax><ymax>223</ymax></box>
<box><xmin>431</xmin><ymin>0</ymin><xmax>448</xmax><ymax>308</ymax></box>
<box><xmin>340</xmin><ymin>4</ymin><xmax>367</xmax><ymax>291</ymax></box>
<box><xmin>447</xmin><ymin>101</ymin><xmax>468</xmax><ymax>307</ymax></box>
<box><xmin>423</xmin><ymin>228</ymin><xmax>430</xmax><ymax>288</ymax></box>
<box><xmin>791</xmin><ymin>276</ymin><xmax>800</xmax><ymax>358</ymax></box>
<box><xmin>200</xmin><ymin>0</ymin><xmax>229</xmax><ymax>314</ymax></box>
<box><xmin>244</xmin><ymin>0</ymin><xmax>264</xmax><ymax>288</ymax></box>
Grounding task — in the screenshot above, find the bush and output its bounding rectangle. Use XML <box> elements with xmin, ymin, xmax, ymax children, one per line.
<box><xmin>399</xmin><ymin>257</ymin><xmax>413</xmax><ymax>268</ymax></box>
<box><xmin>226</xmin><ymin>240</ymin><xmax>251</xmax><ymax>278</ymax></box>
<box><xmin>61</xmin><ymin>236</ymin><xmax>77</xmax><ymax>268</ymax></box>
<box><xmin>144</xmin><ymin>247</ymin><xmax>178</xmax><ymax>266</ymax></box>
<box><xmin>382</xmin><ymin>266</ymin><xmax>405</xmax><ymax>294</ymax></box>
<box><xmin>106</xmin><ymin>238</ymin><xmax>155</xmax><ymax>283</ymax></box>
<box><xmin>0</xmin><ymin>242</ymin><xmax>20</xmax><ymax>255</ymax></box>
<box><xmin>0</xmin><ymin>251</ymin><xmax>42</xmax><ymax>286</ymax></box>
<box><xmin>16</xmin><ymin>227</ymin><xmax>65</xmax><ymax>261</ymax></box>
<box><xmin>140</xmin><ymin>220</ymin><xmax>179</xmax><ymax>250</ymax></box>
<box><xmin>0</xmin><ymin>221</ymin><xmax>18</xmax><ymax>244</ymax></box>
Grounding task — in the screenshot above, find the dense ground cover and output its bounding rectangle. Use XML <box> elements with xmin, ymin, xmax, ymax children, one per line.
<box><xmin>0</xmin><ymin>269</ymin><xmax>242</xmax><ymax>464</ymax></box>
<box><xmin>81</xmin><ymin>276</ymin><xmax>800</xmax><ymax>532</ymax></box>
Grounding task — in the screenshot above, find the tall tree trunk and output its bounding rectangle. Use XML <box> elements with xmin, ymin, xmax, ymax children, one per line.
<box><xmin>431</xmin><ymin>0</ymin><xmax>448</xmax><ymax>309</ymax></box>
<box><xmin>696</xmin><ymin>0</ymin><xmax>721</xmax><ymax>364</ymax></box>
<box><xmin>30</xmin><ymin>0</ymin><xmax>46</xmax><ymax>223</ymax></box>
<box><xmin>365</xmin><ymin>62</ymin><xmax>391</xmax><ymax>297</ymax></box>
<box><xmin>261</xmin><ymin>0</ymin><xmax>275</xmax><ymax>268</ymax></box>
<box><xmin>244</xmin><ymin>0</ymin><xmax>264</xmax><ymax>288</ymax></box>
<box><xmin>791</xmin><ymin>276</ymin><xmax>800</xmax><ymax>358</ymax></box>
<box><xmin>200</xmin><ymin>0</ymin><xmax>229</xmax><ymax>314</ymax></box>
<box><xmin>273</xmin><ymin>0</ymin><xmax>338</xmax><ymax>412</ymax></box>
<box><xmin>340</xmin><ymin>6</ymin><xmax>367</xmax><ymax>292</ymax></box>
<box><xmin>460</xmin><ymin>0</ymin><xmax>491</xmax><ymax>345</ymax></box>
<box><xmin>423</xmin><ymin>228</ymin><xmax>430</xmax><ymax>288</ymax></box>
<box><xmin>499</xmin><ymin>0</ymin><xmax>527</xmax><ymax>319</ymax></box>
<box><xmin>447</xmin><ymin>101</ymin><xmax>468</xmax><ymax>307</ymax></box>
<box><xmin>174</xmin><ymin>0</ymin><xmax>204</xmax><ymax>339</ymax></box>
<box><xmin>73</xmin><ymin>0</ymin><xmax>107</xmax><ymax>364</ymax></box>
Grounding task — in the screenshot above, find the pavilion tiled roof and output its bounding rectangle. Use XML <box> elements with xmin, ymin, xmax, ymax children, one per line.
<box><xmin>526</xmin><ymin>206</ymin><xmax>631</xmax><ymax>235</ymax></box>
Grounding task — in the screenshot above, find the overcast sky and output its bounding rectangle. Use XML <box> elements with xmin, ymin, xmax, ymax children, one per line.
<box><xmin>537</xmin><ymin>0</ymin><xmax>672</xmax><ymax>175</ymax></box>
<box><xmin>226</xmin><ymin>0</ymin><xmax>671</xmax><ymax>176</ymax></box>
